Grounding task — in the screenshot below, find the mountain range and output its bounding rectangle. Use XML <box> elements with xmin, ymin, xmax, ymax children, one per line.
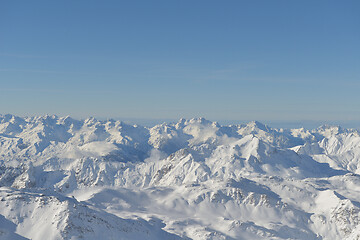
<box><xmin>1</xmin><ymin>114</ymin><xmax>360</xmax><ymax>239</ymax></box>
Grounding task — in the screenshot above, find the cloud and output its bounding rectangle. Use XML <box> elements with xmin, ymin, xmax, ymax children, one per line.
<box><xmin>0</xmin><ymin>68</ymin><xmax>63</xmax><ymax>74</ymax></box>
<box><xmin>0</xmin><ymin>53</ymin><xmax>48</xmax><ymax>59</ymax></box>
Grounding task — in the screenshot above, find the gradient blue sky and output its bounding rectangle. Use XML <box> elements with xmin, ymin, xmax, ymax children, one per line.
<box><xmin>1</xmin><ymin>0</ymin><xmax>359</xmax><ymax>126</ymax></box>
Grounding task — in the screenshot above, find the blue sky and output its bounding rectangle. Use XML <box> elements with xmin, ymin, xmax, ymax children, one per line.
<box><xmin>0</xmin><ymin>0</ymin><xmax>359</xmax><ymax>126</ymax></box>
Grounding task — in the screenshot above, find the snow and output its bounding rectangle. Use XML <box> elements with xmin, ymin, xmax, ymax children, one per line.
<box><xmin>1</xmin><ymin>115</ymin><xmax>360</xmax><ymax>239</ymax></box>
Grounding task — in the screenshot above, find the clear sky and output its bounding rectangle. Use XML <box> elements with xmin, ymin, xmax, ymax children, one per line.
<box><xmin>1</xmin><ymin>0</ymin><xmax>359</xmax><ymax>126</ymax></box>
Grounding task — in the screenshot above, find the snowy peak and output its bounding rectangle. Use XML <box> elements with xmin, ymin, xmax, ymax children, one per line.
<box><xmin>316</xmin><ymin>124</ymin><xmax>344</xmax><ymax>137</ymax></box>
<box><xmin>243</xmin><ymin>120</ymin><xmax>270</xmax><ymax>133</ymax></box>
<box><xmin>0</xmin><ymin>187</ymin><xmax>182</xmax><ymax>240</ymax></box>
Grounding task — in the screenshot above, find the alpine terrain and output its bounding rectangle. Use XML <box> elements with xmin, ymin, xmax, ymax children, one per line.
<box><xmin>1</xmin><ymin>114</ymin><xmax>360</xmax><ymax>240</ymax></box>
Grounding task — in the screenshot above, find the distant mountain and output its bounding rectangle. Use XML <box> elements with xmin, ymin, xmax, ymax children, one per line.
<box><xmin>1</xmin><ymin>115</ymin><xmax>360</xmax><ymax>239</ymax></box>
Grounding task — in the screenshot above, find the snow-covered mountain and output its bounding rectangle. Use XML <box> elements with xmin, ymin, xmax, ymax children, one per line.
<box><xmin>1</xmin><ymin>114</ymin><xmax>360</xmax><ymax>239</ymax></box>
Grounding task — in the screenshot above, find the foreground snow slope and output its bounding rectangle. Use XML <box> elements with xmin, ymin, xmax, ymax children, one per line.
<box><xmin>1</xmin><ymin>114</ymin><xmax>360</xmax><ymax>239</ymax></box>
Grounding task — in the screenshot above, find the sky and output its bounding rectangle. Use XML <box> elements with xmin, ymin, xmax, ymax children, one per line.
<box><xmin>0</xmin><ymin>0</ymin><xmax>359</xmax><ymax>127</ymax></box>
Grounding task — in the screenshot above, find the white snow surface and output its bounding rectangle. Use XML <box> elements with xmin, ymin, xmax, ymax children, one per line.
<box><xmin>1</xmin><ymin>114</ymin><xmax>360</xmax><ymax>239</ymax></box>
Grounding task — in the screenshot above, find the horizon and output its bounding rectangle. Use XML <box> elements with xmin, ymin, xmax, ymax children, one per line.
<box><xmin>1</xmin><ymin>113</ymin><xmax>360</xmax><ymax>130</ymax></box>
